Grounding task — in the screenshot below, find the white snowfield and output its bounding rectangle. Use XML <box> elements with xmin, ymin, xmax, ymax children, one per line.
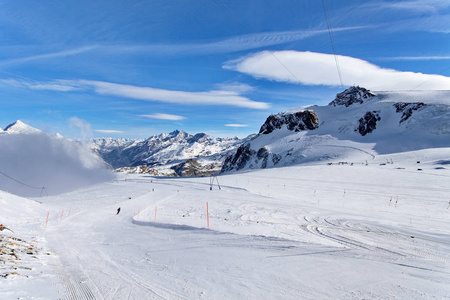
<box><xmin>1</xmin><ymin>148</ymin><xmax>449</xmax><ymax>299</ymax></box>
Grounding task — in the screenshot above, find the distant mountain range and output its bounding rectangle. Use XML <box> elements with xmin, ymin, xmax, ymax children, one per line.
<box><xmin>86</xmin><ymin>130</ymin><xmax>250</xmax><ymax>176</ymax></box>
<box><xmin>3</xmin><ymin>86</ymin><xmax>449</xmax><ymax>177</ymax></box>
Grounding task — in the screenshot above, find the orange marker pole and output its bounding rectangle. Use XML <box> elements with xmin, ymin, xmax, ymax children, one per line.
<box><xmin>154</xmin><ymin>206</ymin><xmax>157</xmax><ymax>222</ymax></box>
<box><xmin>60</xmin><ymin>210</ymin><xmax>64</xmax><ymax>222</ymax></box>
<box><xmin>207</xmin><ymin>202</ymin><xmax>209</xmax><ymax>228</ymax></box>
<box><xmin>45</xmin><ymin>212</ymin><xmax>49</xmax><ymax>226</ymax></box>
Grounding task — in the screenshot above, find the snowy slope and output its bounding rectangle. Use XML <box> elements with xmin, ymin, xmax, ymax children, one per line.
<box><xmin>0</xmin><ymin>191</ymin><xmax>65</xmax><ymax>298</ymax></box>
<box><xmin>222</xmin><ymin>87</ymin><xmax>450</xmax><ymax>172</ymax></box>
<box><xmin>1</xmin><ymin>148</ymin><xmax>448</xmax><ymax>299</ymax></box>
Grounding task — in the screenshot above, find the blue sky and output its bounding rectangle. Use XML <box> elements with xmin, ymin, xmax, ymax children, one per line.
<box><xmin>0</xmin><ymin>0</ymin><xmax>449</xmax><ymax>139</ymax></box>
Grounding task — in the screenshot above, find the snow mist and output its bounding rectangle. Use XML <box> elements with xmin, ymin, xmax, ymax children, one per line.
<box><xmin>0</xmin><ymin>132</ymin><xmax>115</xmax><ymax>197</ymax></box>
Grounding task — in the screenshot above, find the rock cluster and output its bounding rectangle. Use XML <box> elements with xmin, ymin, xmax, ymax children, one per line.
<box><xmin>358</xmin><ymin>111</ymin><xmax>381</xmax><ymax>136</ymax></box>
<box><xmin>329</xmin><ymin>86</ymin><xmax>376</xmax><ymax>107</ymax></box>
<box><xmin>259</xmin><ymin>110</ymin><xmax>319</xmax><ymax>134</ymax></box>
<box><xmin>393</xmin><ymin>102</ymin><xmax>426</xmax><ymax>123</ymax></box>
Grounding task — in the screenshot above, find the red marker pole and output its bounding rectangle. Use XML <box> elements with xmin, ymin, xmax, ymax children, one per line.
<box><xmin>60</xmin><ymin>210</ymin><xmax>64</xmax><ymax>222</ymax></box>
<box><xmin>45</xmin><ymin>212</ymin><xmax>49</xmax><ymax>226</ymax></box>
<box><xmin>206</xmin><ymin>202</ymin><xmax>209</xmax><ymax>228</ymax></box>
<box><xmin>154</xmin><ymin>206</ymin><xmax>157</xmax><ymax>222</ymax></box>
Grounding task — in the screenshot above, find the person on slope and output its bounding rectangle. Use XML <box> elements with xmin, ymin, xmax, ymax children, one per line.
<box><xmin>116</xmin><ymin>207</ymin><xmax>121</xmax><ymax>215</ymax></box>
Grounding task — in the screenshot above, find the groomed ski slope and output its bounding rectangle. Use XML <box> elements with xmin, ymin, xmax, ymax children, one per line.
<box><xmin>2</xmin><ymin>148</ymin><xmax>450</xmax><ymax>299</ymax></box>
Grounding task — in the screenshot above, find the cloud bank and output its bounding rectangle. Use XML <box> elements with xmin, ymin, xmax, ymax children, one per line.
<box><xmin>224</xmin><ymin>51</ymin><xmax>450</xmax><ymax>90</ymax></box>
<box><xmin>0</xmin><ymin>132</ymin><xmax>114</xmax><ymax>197</ymax></box>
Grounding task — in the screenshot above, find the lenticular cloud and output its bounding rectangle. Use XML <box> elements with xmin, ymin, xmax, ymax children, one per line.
<box><xmin>0</xmin><ymin>132</ymin><xmax>115</xmax><ymax>197</ymax></box>
<box><xmin>224</xmin><ymin>50</ymin><xmax>450</xmax><ymax>90</ymax></box>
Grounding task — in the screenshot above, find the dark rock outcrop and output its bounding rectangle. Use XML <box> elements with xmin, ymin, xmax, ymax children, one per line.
<box><xmin>259</xmin><ymin>110</ymin><xmax>319</xmax><ymax>134</ymax></box>
<box><xmin>171</xmin><ymin>159</ymin><xmax>208</xmax><ymax>177</ymax></box>
<box><xmin>358</xmin><ymin>111</ymin><xmax>381</xmax><ymax>136</ymax></box>
<box><xmin>393</xmin><ymin>102</ymin><xmax>426</xmax><ymax>123</ymax></box>
<box><xmin>329</xmin><ymin>86</ymin><xmax>376</xmax><ymax>107</ymax></box>
<box><xmin>222</xmin><ymin>144</ymin><xmax>256</xmax><ymax>172</ymax></box>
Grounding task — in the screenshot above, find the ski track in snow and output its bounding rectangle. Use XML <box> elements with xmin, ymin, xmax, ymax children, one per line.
<box><xmin>2</xmin><ymin>151</ymin><xmax>450</xmax><ymax>299</ymax></box>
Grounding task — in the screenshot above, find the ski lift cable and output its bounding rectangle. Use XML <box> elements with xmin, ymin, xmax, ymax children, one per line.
<box><xmin>321</xmin><ymin>0</ymin><xmax>344</xmax><ymax>88</ymax></box>
<box><xmin>413</xmin><ymin>64</ymin><xmax>450</xmax><ymax>90</ymax></box>
<box><xmin>217</xmin><ymin>0</ymin><xmax>302</xmax><ymax>83</ymax></box>
<box><xmin>0</xmin><ymin>169</ymin><xmax>43</xmax><ymax>190</ymax></box>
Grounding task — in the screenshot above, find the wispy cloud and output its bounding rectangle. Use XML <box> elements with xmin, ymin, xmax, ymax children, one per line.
<box><xmin>0</xmin><ymin>46</ymin><xmax>97</xmax><ymax>67</ymax></box>
<box><xmin>140</xmin><ymin>113</ymin><xmax>186</xmax><ymax>121</ymax></box>
<box><xmin>102</xmin><ymin>27</ymin><xmax>363</xmax><ymax>56</ymax></box>
<box><xmin>68</xmin><ymin>117</ymin><xmax>92</xmax><ymax>139</ymax></box>
<box><xmin>324</xmin><ymin>0</ymin><xmax>450</xmax><ymax>35</ymax></box>
<box><xmin>215</xmin><ymin>82</ymin><xmax>255</xmax><ymax>93</ymax></box>
<box><xmin>0</xmin><ymin>78</ymin><xmax>269</xmax><ymax>109</ymax></box>
<box><xmin>225</xmin><ymin>124</ymin><xmax>248</xmax><ymax>128</ymax></box>
<box><xmin>0</xmin><ymin>78</ymin><xmax>79</xmax><ymax>91</ymax></box>
<box><xmin>378</xmin><ymin>55</ymin><xmax>450</xmax><ymax>61</ymax></box>
<box><xmin>73</xmin><ymin>80</ymin><xmax>269</xmax><ymax>109</ymax></box>
<box><xmin>224</xmin><ymin>50</ymin><xmax>450</xmax><ymax>90</ymax></box>
<box><xmin>95</xmin><ymin>129</ymin><xmax>123</xmax><ymax>133</ymax></box>
<box><xmin>374</xmin><ymin>0</ymin><xmax>450</xmax><ymax>13</ymax></box>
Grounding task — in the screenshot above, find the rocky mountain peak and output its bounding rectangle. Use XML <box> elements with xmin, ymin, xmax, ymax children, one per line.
<box><xmin>259</xmin><ymin>110</ymin><xmax>319</xmax><ymax>134</ymax></box>
<box><xmin>329</xmin><ymin>86</ymin><xmax>376</xmax><ymax>107</ymax></box>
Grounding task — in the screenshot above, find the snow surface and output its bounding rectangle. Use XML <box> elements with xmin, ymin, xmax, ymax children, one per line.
<box><xmin>375</xmin><ymin>90</ymin><xmax>450</xmax><ymax>105</ymax></box>
<box><xmin>1</xmin><ymin>148</ymin><xmax>449</xmax><ymax>299</ymax></box>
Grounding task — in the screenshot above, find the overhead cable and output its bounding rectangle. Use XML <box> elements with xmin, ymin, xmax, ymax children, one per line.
<box><xmin>321</xmin><ymin>0</ymin><xmax>344</xmax><ymax>88</ymax></box>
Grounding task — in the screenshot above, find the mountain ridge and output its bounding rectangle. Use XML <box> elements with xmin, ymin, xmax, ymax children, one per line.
<box><xmin>86</xmin><ymin>130</ymin><xmax>249</xmax><ymax>176</ymax></box>
<box><xmin>221</xmin><ymin>86</ymin><xmax>450</xmax><ymax>173</ymax></box>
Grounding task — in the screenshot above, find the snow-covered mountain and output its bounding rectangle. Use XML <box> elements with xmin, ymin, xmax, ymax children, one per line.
<box><xmin>87</xmin><ymin>130</ymin><xmax>249</xmax><ymax>176</ymax></box>
<box><xmin>222</xmin><ymin>86</ymin><xmax>450</xmax><ymax>172</ymax></box>
<box><xmin>4</xmin><ymin>120</ymin><xmax>43</xmax><ymax>134</ymax></box>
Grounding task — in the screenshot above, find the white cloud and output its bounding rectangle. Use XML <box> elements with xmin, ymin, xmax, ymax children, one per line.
<box><xmin>68</xmin><ymin>117</ymin><xmax>93</xmax><ymax>139</ymax></box>
<box><xmin>225</xmin><ymin>124</ymin><xmax>248</xmax><ymax>128</ymax></box>
<box><xmin>76</xmin><ymin>80</ymin><xmax>269</xmax><ymax>109</ymax></box>
<box><xmin>0</xmin><ymin>78</ymin><xmax>269</xmax><ymax>109</ymax></box>
<box><xmin>215</xmin><ymin>82</ymin><xmax>255</xmax><ymax>93</ymax></box>
<box><xmin>95</xmin><ymin>130</ymin><xmax>123</xmax><ymax>133</ymax></box>
<box><xmin>140</xmin><ymin>113</ymin><xmax>186</xmax><ymax>121</ymax></box>
<box><xmin>224</xmin><ymin>50</ymin><xmax>450</xmax><ymax>90</ymax></box>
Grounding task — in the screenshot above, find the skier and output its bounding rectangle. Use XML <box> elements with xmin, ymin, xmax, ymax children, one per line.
<box><xmin>116</xmin><ymin>207</ymin><xmax>121</xmax><ymax>215</ymax></box>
